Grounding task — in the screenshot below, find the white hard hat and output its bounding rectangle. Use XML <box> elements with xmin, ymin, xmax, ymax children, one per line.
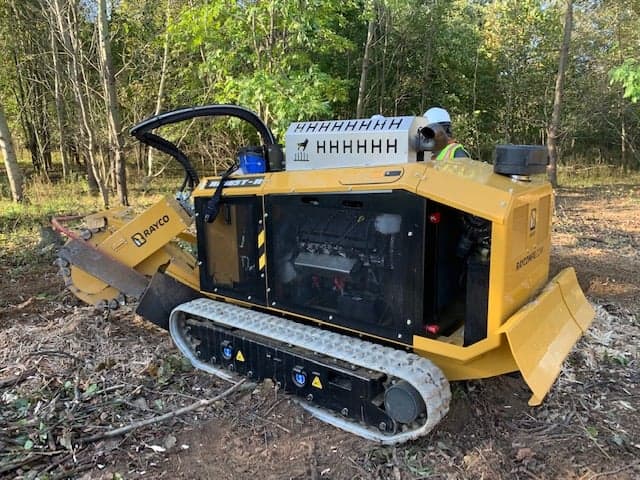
<box><xmin>423</xmin><ymin>107</ymin><xmax>451</xmax><ymax>124</ymax></box>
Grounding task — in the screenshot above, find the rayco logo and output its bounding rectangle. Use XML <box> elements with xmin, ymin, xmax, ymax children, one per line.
<box><xmin>131</xmin><ymin>215</ymin><xmax>170</xmax><ymax>247</ymax></box>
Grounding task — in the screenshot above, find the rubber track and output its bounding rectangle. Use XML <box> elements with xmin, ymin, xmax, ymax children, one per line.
<box><xmin>170</xmin><ymin>298</ymin><xmax>451</xmax><ymax>444</ymax></box>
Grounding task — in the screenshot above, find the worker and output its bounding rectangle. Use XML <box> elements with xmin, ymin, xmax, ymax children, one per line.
<box><xmin>423</xmin><ymin>107</ymin><xmax>470</xmax><ymax>161</ymax></box>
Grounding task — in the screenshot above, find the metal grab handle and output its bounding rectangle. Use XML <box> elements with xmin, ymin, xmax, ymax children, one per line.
<box><xmin>130</xmin><ymin>104</ymin><xmax>281</xmax><ymax>190</ymax></box>
<box><xmin>130</xmin><ymin>104</ymin><xmax>277</xmax><ymax>145</ymax></box>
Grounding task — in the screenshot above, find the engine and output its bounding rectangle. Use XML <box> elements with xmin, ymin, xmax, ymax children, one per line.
<box><xmin>279</xmin><ymin>206</ymin><xmax>402</xmax><ymax>327</ymax></box>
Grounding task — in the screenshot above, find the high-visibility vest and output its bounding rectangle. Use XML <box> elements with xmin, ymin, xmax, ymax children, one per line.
<box><xmin>435</xmin><ymin>143</ymin><xmax>466</xmax><ymax>161</ymax></box>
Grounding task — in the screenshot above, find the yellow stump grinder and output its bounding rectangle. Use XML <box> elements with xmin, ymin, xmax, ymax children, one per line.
<box><xmin>54</xmin><ymin>105</ymin><xmax>594</xmax><ymax>444</ymax></box>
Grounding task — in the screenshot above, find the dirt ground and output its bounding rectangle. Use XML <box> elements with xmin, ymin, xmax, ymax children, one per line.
<box><xmin>1</xmin><ymin>184</ymin><xmax>639</xmax><ymax>480</ymax></box>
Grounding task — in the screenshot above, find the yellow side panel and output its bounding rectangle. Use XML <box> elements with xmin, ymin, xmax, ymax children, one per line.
<box><xmin>204</xmin><ymin>206</ymin><xmax>240</xmax><ymax>286</ymax></box>
<box><xmin>68</xmin><ymin>247</ymin><xmax>195</xmax><ymax>299</ymax></box>
<box><xmin>98</xmin><ymin>197</ymin><xmax>192</xmax><ymax>267</ymax></box>
<box><xmin>500</xmin><ymin>267</ymin><xmax>594</xmax><ymax>406</ymax></box>
<box><xmin>262</xmin><ymin>166</ymin><xmax>421</xmax><ymax>195</ymax></box>
<box><xmin>338</xmin><ymin>166</ymin><xmax>405</xmax><ymax>185</ymax></box>
<box><xmin>164</xmin><ymin>258</ymin><xmax>200</xmax><ymax>291</ymax></box>
<box><xmin>486</xmin><ymin>189</ymin><xmax>553</xmax><ymax>331</ymax></box>
<box><xmin>69</xmin><ymin>267</ymin><xmax>113</xmax><ymax>295</ymax></box>
<box><xmin>417</xmin><ymin>159</ymin><xmax>520</xmax><ymax>224</ymax></box>
<box><xmin>431</xmin><ymin>342</ymin><xmax>519</xmax><ymax>381</ymax></box>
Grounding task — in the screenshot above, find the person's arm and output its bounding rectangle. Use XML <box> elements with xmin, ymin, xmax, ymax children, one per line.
<box><xmin>453</xmin><ymin>145</ymin><xmax>471</xmax><ymax>158</ymax></box>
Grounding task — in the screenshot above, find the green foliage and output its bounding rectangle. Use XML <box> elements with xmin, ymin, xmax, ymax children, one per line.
<box><xmin>2</xmin><ymin>0</ymin><xmax>640</xmax><ymax>198</ymax></box>
<box><xmin>168</xmin><ymin>0</ymin><xmax>355</xmax><ymax>135</ymax></box>
<box><xmin>12</xmin><ymin>398</ymin><xmax>31</xmax><ymax>418</ymax></box>
<box><xmin>0</xmin><ymin>176</ymin><xmax>99</xmax><ymax>232</ymax></box>
<box><xmin>610</xmin><ymin>59</ymin><xmax>640</xmax><ymax>102</ymax></box>
<box><xmin>481</xmin><ymin>0</ymin><xmax>562</xmax><ymax>144</ymax></box>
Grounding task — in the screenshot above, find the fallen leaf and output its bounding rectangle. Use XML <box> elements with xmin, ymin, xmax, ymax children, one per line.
<box><xmin>516</xmin><ymin>448</ymin><xmax>535</xmax><ymax>461</ymax></box>
<box><xmin>132</xmin><ymin>397</ymin><xmax>149</xmax><ymax>410</ymax></box>
<box><xmin>618</xmin><ymin>400</ymin><xmax>635</xmax><ymax>411</ymax></box>
<box><xmin>59</xmin><ymin>430</ymin><xmax>73</xmax><ymax>451</ymax></box>
<box><xmin>164</xmin><ymin>434</ymin><xmax>177</xmax><ymax>450</ymax></box>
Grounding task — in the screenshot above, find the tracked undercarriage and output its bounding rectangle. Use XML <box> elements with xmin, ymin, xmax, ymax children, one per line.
<box><xmin>171</xmin><ymin>298</ymin><xmax>450</xmax><ymax>443</ymax></box>
<box><xmin>54</xmin><ymin>104</ymin><xmax>594</xmax><ymax>444</ymax></box>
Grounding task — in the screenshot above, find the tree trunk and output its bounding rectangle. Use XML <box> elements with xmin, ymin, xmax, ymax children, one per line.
<box><xmin>0</xmin><ymin>101</ymin><xmax>24</xmax><ymax>202</ymax></box>
<box><xmin>378</xmin><ymin>3</ymin><xmax>388</xmax><ymax>114</ymax></box>
<box><xmin>616</xmin><ymin>18</ymin><xmax>628</xmax><ymax>172</ymax></box>
<box><xmin>547</xmin><ymin>0</ymin><xmax>573</xmax><ymax>188</ymax></box>
<box><xmin>419</xmin><ymin>4</ymin><xmax>437</xmax><ymax>114</ymax></box>
<box><xmin>51</xmin><ymin>0</ymin><xmax>104</xmax><ymax>202</ymax></box>
<box><xmin>50</xmin><ymin>26</ymin><xmax>70</xmax><ymax>178</ymax></box>
<box><xmin>148</xmin><ymin>0</ymin><xmax>172</xmax><ymax>177</ymax></box>
<box><xmin>356</xmin><ymin>7</ymin><xmax>376</xmax><ymax>118</ymax></box>
<box><xmin>97</xmin><ymin>0</ymin><xmax>128</xmax><ymax>206</ymax></box>
<box><xmin>12</xmin><ymin>48</ymin><xmax>41</xmax><ymax>173</ymax></box>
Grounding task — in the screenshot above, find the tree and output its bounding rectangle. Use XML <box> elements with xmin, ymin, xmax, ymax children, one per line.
<box><xmin>50</xmin><ymin>0</ymin><xmax>105</xmax><ymax>202</ymax></box>
<box><xmin>147</xmin><ymin>0</ymin><xmax>172</xmax><ymax>177</ymax></box>
<box><xmin>49</xmin><ymin>17</ymin><xmax>71</xmax><ymax>178</ymax></box>
<box><xmin>97</xmin><ymin>0</ymin><xmax>128</xmax><ymax>205</ymax></box>
<box><xmin>6</xmin><ymin>0</ymin><xmax>54</xmax><ymax>175</ymax></box>
<box><xmin>0</xmin><ymin>100</ymin><xmax>23</xmax><ymax>202</ymax></box>
<box><xmin>169</xmin><ymin>0</ymin><xmax>355</xmax><ymax>136</ymax></box>
<box><xmin>547</xmin><ymin>0</ymin><xmax>573</xmax><ymax>187</ymax></box>
<box><xmin>356</xmin><ymin>3</ymin><xmax>376</xmax><ymax>117</ymax></box>
<box><xmin>482</xmin><ymin>0</ymin><xmax>562</xmax><ymax>146</ymax></box>
<box><xmin>1</xmin><ymin>0</ymin><xmax>639</xmax><ymax>191</ymax></box>
<box><xmin>610</xmin><ymin>59</ymin><xmax>640</xmax><ymax>103</ymax></box>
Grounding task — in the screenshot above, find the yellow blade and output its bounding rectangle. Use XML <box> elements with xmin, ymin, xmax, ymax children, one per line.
<box><xmin>501</xmin><ymin>268</ymin><xmax>594</xmax><ymax>406</ymax></box>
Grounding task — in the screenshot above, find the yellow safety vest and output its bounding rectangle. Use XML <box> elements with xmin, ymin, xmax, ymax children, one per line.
<box><xmin>435</xmin><ymin>143</ymin><xmax>465</xmax><ymax>161</ymax></box>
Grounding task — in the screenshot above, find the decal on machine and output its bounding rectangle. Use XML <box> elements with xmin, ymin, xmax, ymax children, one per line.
<box><xmin>292</xmin><ymin>138</ymin><xmax>400</xmax><ymax>162</ymax></box>
<box><xmin>204</xmin><ymin>177</ymin><xmax>264</xmax><ymax>189</ymax></box>
<box><xmin>515</xmin><ymin>246</ymin><xmax>544</xmax><ymax>270</ymax></box>
<box><xmin>311</xmin><ymin>375</ymin><xmax>323</xmax><ymax>389</ymax></box>
<box><xmin>293</xmin><ymin>138</ymin><xmax>310</xmax><ymax>162</ymax></box>
<box><xmin>292</xmin><ymin>117</ymin><xmax>404</xmax><ymax>133</ymax></box>
<box><xmin>285</xmin><ymin>115</ymin><xmax>424</xmax><ymax>170</ymax></box>
<box><xmin>529</xmin><ymin>208</ymin><xmax>537</xmax><ymax>233</ymax></box>
<box><xmin>131</xmin><ymin>215</ymin><xmax>170</xmax><ymax>247</ymax></box>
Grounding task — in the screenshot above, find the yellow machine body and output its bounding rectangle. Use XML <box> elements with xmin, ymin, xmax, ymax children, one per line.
<box><xmin>186</xmin><ymin>159</ymin><xmax>594</xmax><ymax>405</ymax></box>
<box><xmin>55</xmin><ymin>107</ymin><xmax>596</xmax><ymax>443</ymax></box>
<box><xmin>60</xmin><ymin>197</ymin><xmax>199</xmax><ymax>307</ymax></box>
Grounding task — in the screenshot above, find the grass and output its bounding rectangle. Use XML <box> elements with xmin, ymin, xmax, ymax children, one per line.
<box><xmin>0</xmin><ymin>164</ymin><xmax>184</xmax><ymax>266</ymax></box>
<box><xmin>556</xmin><ymin>164</ymin><xmax>640</xmax><ymax>188</ymax></box>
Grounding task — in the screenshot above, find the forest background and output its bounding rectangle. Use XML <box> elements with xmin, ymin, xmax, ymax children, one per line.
<box><xmin>0</xmin><ymin>3</ymin><xmax>639</xmax><ymax>478</ymax></box>
<box><xmin>0</xmin><ymin>0</ymin><xmax>639</xmax><ymax>208</ymax></box>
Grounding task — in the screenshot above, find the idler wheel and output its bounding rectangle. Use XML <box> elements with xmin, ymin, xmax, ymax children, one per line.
<box><xmin>384</xmin><ymin>380</ymin><xmax>426</xmax><ymax>424</ymax></box>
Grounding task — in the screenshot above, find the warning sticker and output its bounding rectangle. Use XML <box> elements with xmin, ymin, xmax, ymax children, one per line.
<box><xmin>311</xmin><ymin>376</ymin><xmax>323</xmax><ymax>389</ymax></box>
<box><xmin>235</xmin><ymin>351</ymin><xmax>245</xmax><ymax>362</ymax></box>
